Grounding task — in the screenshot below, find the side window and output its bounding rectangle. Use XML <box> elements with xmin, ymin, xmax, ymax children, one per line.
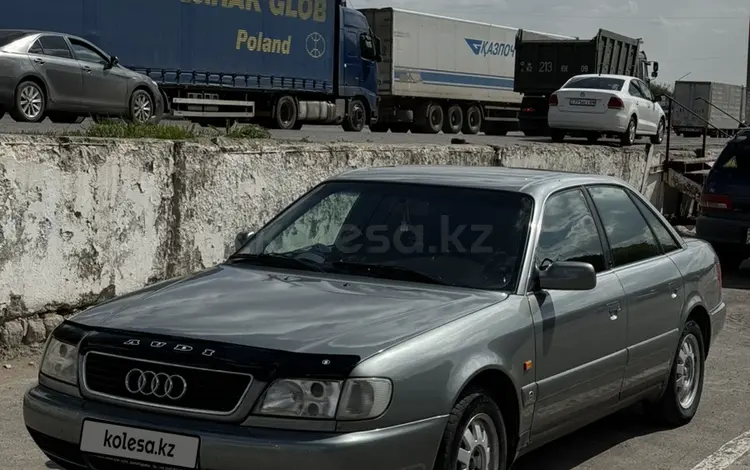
<box><xmin>536</xmin><ymin>189</ymin><xmax>607</xmax><ymax>272</ymax></box>
<box><xmin>628</xmin><ymin>81</ymin><xmax>643</xmax><ymax>98</ymax></box>
<box><xmin>635</xmin><ymin>80</ymin><xmax>653</xmax><ymax>100</ymax></box>
<box><xmin>38</xmin><ymin>36</ymin><xmax>73</xmax><ymax>59</ymax></box>
<box><xmin>629</xmin><ymin>192</ymin><xmax>681</xmax><ymax>253</ymax></box>
<box><xmin>264</xmin><ymin>192</ymin><xmax>360</xmax><ymax>254</ymax></box>
<box><xmin>587</xmin><ymin>185</ymin><xmax>661</xmax><ymax>266</ymax></box>
<box><xmin>69</xmin><ymin>39</ymin><xmax>109</xmax><ymax>65</ymax></box>
<box><xmin>28</xmin><ymin>40</ymin><xmax>43</xmax><ymax>55</ymax></box>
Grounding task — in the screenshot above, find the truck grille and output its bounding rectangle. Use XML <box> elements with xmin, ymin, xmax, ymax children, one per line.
<box><xmin>83</xmin><ymin>352</ymin><xmax>253</xmax><ymax>415</ymax></box>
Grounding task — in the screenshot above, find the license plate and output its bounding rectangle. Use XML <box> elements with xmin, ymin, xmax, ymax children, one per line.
<box><xmin>80</xmin><ymin>420</ymin><xmax>199</xmax><ymax>469</ymax></box>
<box><xmin>569</xmin><ymin>98</ymin><xmax>596</xmax><ymax>106</ymax></box>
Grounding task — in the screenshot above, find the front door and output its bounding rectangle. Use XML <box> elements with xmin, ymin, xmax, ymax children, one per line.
<box><xmin>527</xmin><ymin>187</ymin><xmax>628</xmax><ymax>440</ymax></box>
<box><xmin>343</xmin><ymin>30</ymin><xmax>362</xmax><ymax>90</ymax></box>
<box><xmin>627</xmin><ymin>80</ymin><xmax>656</xmax><ymax>133</ymax></box>
<box><xmin>67</xmin><ymin>37</ymin><xmax>129</xmax><ymax>112</ymax></box>
<box><xmin>586</xmin><ymin>185</ymin><xmax>685</xmax><ymax>400</ymax></box>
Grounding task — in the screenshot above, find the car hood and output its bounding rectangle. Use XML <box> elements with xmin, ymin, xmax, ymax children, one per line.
<box><xmin>70</xmin><ymin>264</ymin><xmax>505</xmax><ymax>358</ymax></box>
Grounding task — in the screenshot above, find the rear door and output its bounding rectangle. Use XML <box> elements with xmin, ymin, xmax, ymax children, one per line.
<box><xmin>28</xmin><ymin>35</ymin><xmax>83</xmax><ymax>107</ymax></box>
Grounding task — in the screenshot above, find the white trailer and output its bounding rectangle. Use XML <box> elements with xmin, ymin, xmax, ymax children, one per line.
<box><xmin>672</xmin><ymin>81</ymin><xmax>747</xmax><ymax>137</ymax></box>
<box><xmin>359</xmin><ymin>7</ymin><xmax>570</xmax><ymax>135</ymax></box>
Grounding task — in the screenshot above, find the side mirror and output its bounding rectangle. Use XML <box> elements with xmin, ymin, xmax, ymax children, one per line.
<box><xmin>538</xmin><ymin>261</ymin><xmax>596</xmax><ymax>291</ymax></box>
<box><xmin>652</xmin><ymin>61</ymin><xmax>659</xmax><ymax>73</ymax></box>
<box><xmin>234</xmin><ymin>230</ymin><xmax>255</xmax><ymax>252</ymax></box>
<box><xmin>373</xmin><ymin>36</ymin><xmax>383</xmax><ymax>62</ymax></box>
<box><xmin>106</xmin><ymin>55</ymin><xmax>118</xmax><ymax>68</ymax></box>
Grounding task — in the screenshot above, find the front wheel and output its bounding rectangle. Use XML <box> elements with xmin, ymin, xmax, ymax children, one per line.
<box><xmin>127</xmin><ymin>89</ymin><xmax>154</xmax><ymax>123</ymax></box>
<box><xmin>433</xmin><ymin>389</ymin><xmax>508</xmax><ymax>470</ymax></box>
<box><xmin>342</xmin><ymin>98</ymin><xmax>366</xmax><ymax>132</ymax></box>
<box><xmin>651</xmin><ymin>119</ymin><xmax>665</xmax><ymax>144</ymax></box>
<box><xmin>647</xmin><ymin>320</ymin><xmax>705</xmax><ymax>426</ymax></box>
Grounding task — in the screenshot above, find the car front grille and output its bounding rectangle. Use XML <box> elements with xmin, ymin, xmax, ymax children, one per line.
<box><xmin>83</xmin><ymin>352</ymin><xmax>253</xmax><ymax>415</ymax></box>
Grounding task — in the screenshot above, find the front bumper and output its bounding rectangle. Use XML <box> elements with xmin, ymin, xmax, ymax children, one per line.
<box><xmin>24</xmin><ymin>384</ymin><xmax>446</xmax><ymax>470</ymax></box>
<box><xmin>695</xmin><ymin>215</ymin><xmax>750</xmax><ymax>246</ymax></box>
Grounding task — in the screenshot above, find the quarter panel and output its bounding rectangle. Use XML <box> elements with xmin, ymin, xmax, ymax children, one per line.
<box><xmin>340</xmin><ymin>296</ymin><xmax>534</xmax><ymax>433</ymax></box>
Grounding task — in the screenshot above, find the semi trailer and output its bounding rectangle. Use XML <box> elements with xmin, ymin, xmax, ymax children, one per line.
<box><xmin>360</xmin><ymin>8</ymin><xmax>570</xmax><ymax>135</ymax></box>
<box><xmin>671</xmin><ymin>81</ymin><xmax>747</xmax><ymax>137</ymax></box>
<box><xmin>0</xmin><ymin>0</ymin><xmax>381</xmax><ymax>131</ymax></box>
<box><xmin>514</xmin><ymin>28</ymin><xmax>659</xmax><ymax>135</ymax></box>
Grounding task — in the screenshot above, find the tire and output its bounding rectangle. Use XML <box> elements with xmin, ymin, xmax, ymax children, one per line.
<box><xmin>47</xmin><ymin>112</ymin><xmax>84</xmax><ymax>124</ymax></box>
<box><xmin>648</xmin><ymin>320</ymin><xmax>705</xmax><ymax>427</ymax></box>
<box><xmin>621</xmin><ymin>116</ymin><xmax>637</xmax><ymax>146</ymax></box>
<box><xmin>369</xmin><ymin>121</ymin><xmax>390</xmax><ymax>133</ymax></box>
<box><xmin>550</xmin><ymin>129</ymin><xmax>565</xmax><ymax>142</ymax></box>
<box><xmin>586</xmin><ymin>133</ymin><xmax>600</xmax><ymax>143</ymax></box>
<box><xmin>462</xmin><ymin>105</ymin><xmax>482</xmax><ymax>135</ymax></box>
<box><xmin>127</xmin><ymin>89</ymin><xmax>154</xmax><ymax>123</ymax></box>
<box><xmin>342</xmin><ymin>98</ymin><xmax>366</xmax><ymax>132</ymax></box>
<box><xmin>443</xmin><ymin>104</ymin><xmax>463</xmax><ymax>134</ymax></box>
<box><xmin>272</xmin><ymin>95</ymin><xmax>298</xmax><ymax>130</ymax></box>
<box><xmin>651</xmin><ymin>118</ymin><xmax>665</xmax><ymax>144</ymax></box>
<box><xmin>433</xmin><ymin>389</ymin><xmax>508</xmax><ymax>470</ymax></box>
<box><xmin>11</xmin><ymin>80</ymin><xmax>45</xmax><ymax>122</ymax></box>
<box><xmin>415</xmin><ymin>102</ymin><xmax>444</xmax><ymax>134</ymax></box>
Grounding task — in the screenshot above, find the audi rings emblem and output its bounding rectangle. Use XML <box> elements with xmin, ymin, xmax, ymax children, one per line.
<box><xmin>124</xmin><ymin>368</ymin><xmax>187</xmax><ymax>400</ymax></box>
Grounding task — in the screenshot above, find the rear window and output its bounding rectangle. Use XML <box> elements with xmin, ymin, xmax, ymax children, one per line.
<box><xmin>0</xmin><ymin>31</ymin><xmax>28</xmax><ymax>47</ymax></box>
<box><xmin>715</xmin><ymin>141</ymin><xmax>750</xmax><ymax>171</ymax></box>
<box><xmin>563</xmin><ymin>76</ymin><xmax>625</xmax><ymax>91</ymax></box>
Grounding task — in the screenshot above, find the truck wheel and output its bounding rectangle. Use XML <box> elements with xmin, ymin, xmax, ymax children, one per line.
<box><xmin>127</xmin><ymin>89</ymin><xmax>154</xmax><ymax>123</ymax></box>
<box><xmin>462</xmin><ymin>105</ymin><xmax>482</xmax><ymax>135</ymax></box>
<box><xmin>342</xmin><ymin>98</ymin><xmax>366</xmax><ymax>132</ymax></box>
<box><xmin>416</xmin><ymin>102</ymin><xmax>443</xmax><ymax>134</ymax></box>
<box><xmin>11</xmin><ymin>80</ymin><xmax>46</xmax><ymax>123</ymax></box>
<box><xmin>274</xmin><ymin>95</ymin><xmax>298</xmax><ymax>130</ymax></box>
<box><xmin>442</xmin><ymin>105</ymin><xmax>463</xmax><ymax>134</ymax></box>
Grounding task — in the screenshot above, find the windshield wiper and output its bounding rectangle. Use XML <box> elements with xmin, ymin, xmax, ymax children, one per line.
<box><xmin>227</xmin><ymin>253</ymin><xmax>327</xmax><ymax>272</ymax></box>
<box><xmin>331</xmin><ymin>261</ymin><xmax>450</xmax><ymax>286</ymax></box>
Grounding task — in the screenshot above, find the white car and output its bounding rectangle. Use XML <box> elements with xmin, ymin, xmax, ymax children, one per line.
<box><xmin>547</xmin><ymin>73</ymin><xmax>666</xmax><ymax>146</ymax></box>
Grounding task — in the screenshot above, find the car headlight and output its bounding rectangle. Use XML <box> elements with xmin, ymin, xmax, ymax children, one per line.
<box><xmin>255</xmin><ymin>377</ymin><xmax>392</xmax><ymax>420</ymax></box>
<box><xmin>40</xmin><ymin>337</ymin><xmax>79</xmax><ymax>385</ymax></box>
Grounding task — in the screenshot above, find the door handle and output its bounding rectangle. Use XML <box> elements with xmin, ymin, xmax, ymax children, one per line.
<box><xmin>668</xmin><ymin>281</ymin><xmax>680</xmax><ymax>299</ymax></box>
<box><xmin>33</xmin><ymin>57</ymin><xmax>44</xmax><ymax>64</ymax></box>
<box><xmin>82</xmin><ymin>66</ymin><xmax>91</xmax><ymax>72</ymax></box>
<box><xmin>606</xmin><ymin>301</ymin><xmax>621</xmax><ymax>320</ymax></box>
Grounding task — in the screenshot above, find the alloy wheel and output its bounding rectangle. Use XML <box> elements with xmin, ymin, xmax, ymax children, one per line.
<box><xmin>20</xmin><ymin>85</ymin><xmax>43</xmax><ymax>120</ymax></box>
<box><xmin>455</xmin><ymin>413</ymin><xmax>500</xmax><ymax>470</ymax></box>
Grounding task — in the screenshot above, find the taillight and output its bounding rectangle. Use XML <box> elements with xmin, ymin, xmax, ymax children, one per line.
<box><xmin>549</xmin><ymin>94</ymin><xmax>558</xmax><ymax>106</ymax></box>
<box><xmin>522</xmin><ymin>107</ymin><xmax>535</xmax><ymax>113</ymax></box>
<box><xmin>700</xmin><ymin>194</ymin><xmax>732</xmax><ymax>210</ymax></box>
<box><xmin>607</xmin><ymin>97</ymin><xmax>624</xmax><ymax>109</ymax></box>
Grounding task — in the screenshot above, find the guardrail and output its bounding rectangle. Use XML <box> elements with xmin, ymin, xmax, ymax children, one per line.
<box><xmin>693</xmin><ymin>96</ymin><xmax>745</xmax><ymax>131</ymax></box>
<box><xmin>662</xmin><ymin>94</ymin><xmax>729</xmax><ymax>162</ymax></box>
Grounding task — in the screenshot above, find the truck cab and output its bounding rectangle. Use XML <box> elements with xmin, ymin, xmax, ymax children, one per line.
<box><xmin>339</xmin><ymin>5</ymin><xmax>381</xmax><ymax>128</ymax></box>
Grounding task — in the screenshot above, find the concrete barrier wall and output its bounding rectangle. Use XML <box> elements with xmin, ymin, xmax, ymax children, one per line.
<box><xmin>0</xmin><ymin>134</ymin><xmax>699</xmax><ymax>350</ymax></box>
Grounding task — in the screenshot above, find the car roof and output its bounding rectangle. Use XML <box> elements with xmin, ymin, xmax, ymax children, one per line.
<box><xmin>330</xmin><ymin>165</ymin><xmax>628</xmax><ymax>198</ymax></box>
<box><xmin>0</xmin><ymin>29</ymin><xmax>87</xmax><ymax>42</ymax></box>
<box><xmin>569</xmin><ymin>73</ymin><xmax>634</xmax><ymax>81</ymax></box>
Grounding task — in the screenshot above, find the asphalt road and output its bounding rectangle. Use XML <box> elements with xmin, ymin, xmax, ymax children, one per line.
<box><xmin>0</xmin><ymin>115</ymin><xmax>729</xmax><ymax>148</ymax></box>
<box><xmin>2</xmin><ymin>271</ymin><xmax>750</xmax><ymax>470</ymax></box>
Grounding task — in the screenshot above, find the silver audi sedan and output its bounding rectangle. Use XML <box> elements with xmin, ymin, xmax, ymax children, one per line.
<box><xmin>0</xmin><ymin>29</ymin><xmax>163</xmax><ymax>123</ymax></box>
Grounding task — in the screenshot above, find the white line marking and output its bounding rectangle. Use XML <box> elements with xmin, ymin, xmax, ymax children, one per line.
<box><xmin>692</xmin><ymin>431</ymin><xmax>750</xmax><ymax>470</ymax></box>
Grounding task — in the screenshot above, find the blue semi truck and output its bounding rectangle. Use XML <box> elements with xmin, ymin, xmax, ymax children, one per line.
<box><xmin>0</xmin><ymin>0</ymin><xmax>381</xmax><ymax>131</ymax></box>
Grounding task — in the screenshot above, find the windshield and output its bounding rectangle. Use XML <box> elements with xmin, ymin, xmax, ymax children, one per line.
<box><xmin>563</xmin><ymin>76</ymin><xmax>624</xmax><ymax>91</ymax></box>
<box><xmin>235</xmin><ymin>181</ymin><xmax>533</xmax><ymax>291</ymax></box>
<box><xmin>716</xmin><ymin>141</ymin><xmax>750</xmax><ymax>171</ymax></box>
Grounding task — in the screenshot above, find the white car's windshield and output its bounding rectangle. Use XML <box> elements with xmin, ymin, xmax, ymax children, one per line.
<box><xmin>233</xmin><ymin>181</ymin><xmax>534</xmax><ymax>291</ymax></box>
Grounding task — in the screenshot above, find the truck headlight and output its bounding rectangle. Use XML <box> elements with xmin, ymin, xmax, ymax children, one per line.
<box><xmin>255</xmin><ymin>377</ymin><xmax>392</xmax><ymax>420</ymax></box>
<box><xmin>40</xmin><ymin>337</ymin><xmax>79</xmax><ymax>385</ymax></box>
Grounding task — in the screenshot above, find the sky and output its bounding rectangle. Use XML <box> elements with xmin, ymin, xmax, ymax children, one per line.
<box><xmin>351</xmin><ymin>0</ymin><xmax>750</xmax><ymax>88</ymax></box>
